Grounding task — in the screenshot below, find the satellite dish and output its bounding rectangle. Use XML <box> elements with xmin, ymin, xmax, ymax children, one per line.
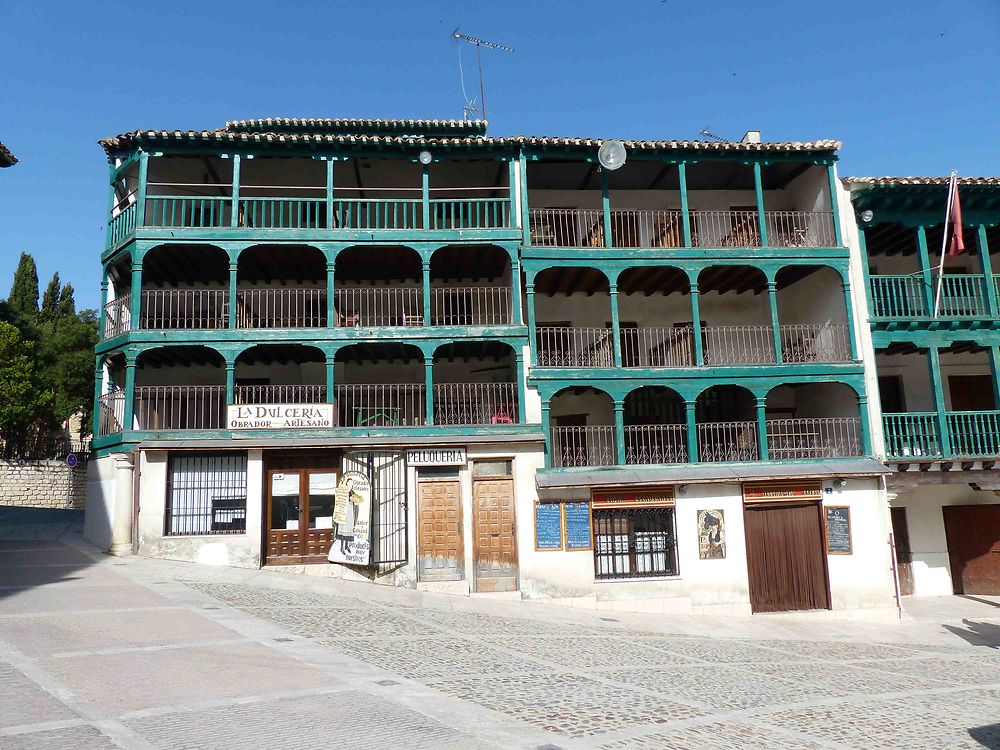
<box><xmin>597</xmin><ymin>140</ymin><xmax>627</xmax><ymax>171</ymax></box>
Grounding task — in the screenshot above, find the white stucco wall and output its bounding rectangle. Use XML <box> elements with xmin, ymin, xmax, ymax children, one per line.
<box><xmin>83</xmin><ymin>454</ymin><xmax>118</xmax><ymax>550</ymax></box>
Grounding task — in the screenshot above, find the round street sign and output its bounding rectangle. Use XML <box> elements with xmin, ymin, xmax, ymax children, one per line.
<box><xmin>66</xmin><ymin>454</ymin><xmax>78</xmax><ymax>468</ymax></box>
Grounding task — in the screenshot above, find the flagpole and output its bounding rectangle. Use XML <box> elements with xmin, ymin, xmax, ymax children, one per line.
<box><xmin>933</xmin><ymin>170</ymin><xmax>957</xmax><ymax>317</ymax></box>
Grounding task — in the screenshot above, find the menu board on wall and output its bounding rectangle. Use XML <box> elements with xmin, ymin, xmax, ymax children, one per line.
<box><xmin>825</xmin><ymin>506</ymin><xmax>852</xmax><ymax>554</ymax></box>
<box><xmin>563</xmin><ymin>502</ymin><xmax>593</xmax><ymax>550</ymax></box>
<box><xmin>534</xmin><ymin>502</ymin><xmax>564</xmax><ymax>550</ymax></box>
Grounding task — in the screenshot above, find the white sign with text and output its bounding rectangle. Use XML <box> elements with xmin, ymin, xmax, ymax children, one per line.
<box><xmin>227</xmin><ymin>403</ymin><xmax>335</xmax><ymax>430</ymax></box>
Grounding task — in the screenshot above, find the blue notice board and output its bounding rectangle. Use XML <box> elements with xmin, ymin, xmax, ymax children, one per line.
<box><xmin>564</xmin><ymin>501</ymin><xmax>593</xmax><ymax>550</ymax></box>
<box><xmin>534</xmin><ymin>502</ymin><xmax>564</xmax><ymax>550</ymax></box>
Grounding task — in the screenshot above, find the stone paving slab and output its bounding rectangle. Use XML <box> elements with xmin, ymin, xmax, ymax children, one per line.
<box><xmin>0</xmin><ymin>724</ymin><xmax>122</xmax><ymax>750</ymax></box>
<box><xmin>0</xmin><ymin>583</ymin><xmax>174</xmax><ymax>615</ymax></box>
<box><xmin>0</xmin><ymin>662</ymin><xmax>78</xmax><ymax>729</ymax></box>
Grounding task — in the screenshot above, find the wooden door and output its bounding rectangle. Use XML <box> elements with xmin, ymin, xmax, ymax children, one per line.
<box><xmin>417</xmin><ymin>480</ymin><xmax>464</xmax><ymax>582</ymax></box>
<box><xmin>948</xmin><ymin>375</ymin><xmax>996</xmax><ymax>411</ymax></box>
<box><xmin>472</xmin><ymin>472</ymin><xmax>518</xmax><ymax>592</ymax></box>
<box><xmin>265</xmin><ymin>457</ymin><xmax>338</xmax><ymax>564</ymax></box>
<box><xmin>890</xmin><ymin>507</ymin><xmax>915</xmax><ymax>596</ymax></box>
<box><xmin>943</xmin><ymin>505</ymin><xmax>1000</xmax><ymax>595</ymax></box>
<box><xmin>744</xmin><ymin>501</ymin><xmax>831</xmax><ymax>613</ymax></box>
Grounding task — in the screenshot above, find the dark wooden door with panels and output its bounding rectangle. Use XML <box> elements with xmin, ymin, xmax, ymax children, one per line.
<box><xmin>265</xmin><ymin>454</ymin><xmax>338</xmax><ymax>564</ymax></box>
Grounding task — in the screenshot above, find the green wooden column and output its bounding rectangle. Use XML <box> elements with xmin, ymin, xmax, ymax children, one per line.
<box><xmin>755</xmin><ymin>397</ymin><xmax>769</xmax><ymax>461</ymax></box>
<box><xmin>614</xmin><ymin>400</ymin><xmax>626</xmax><ymax>465</ymax></box>
<box><xmin>230</xmin><ymin>154</ymin><xmax>241</xmax><ymax>228</ymax></box>
<box><xmin>421</xmin><ymin>165</ymin><xmax>431</xmax><ymax>229</ymax></box>
<box><xmin>609</xmin><ymin>281</ymin><xmax>622</xmax><ymax>367</ymax></box>
<box><xmin>422</xmin><ymin>259</ymin><xmax>432</xmax><ymax>326</ymax></box>
<box><xmin>326</xmin><ymin>353</ymin><xmax>336</xmax><ymax>404</ymax></box>
<box><xmin>541</xmin><ymin>401</ymin><xmax>551</xmax><ymax>466</ymax></box>
<box><xmin>228</xmin><ymin>258</ymin><xmax>238</xmax><ymax>329</ymax></box>
<box><xmin>510</xmin><ymin>254</ymin><xmax>523</xmax><ymax>324</ymax></box>
<box><xmin>826</xmin><ymin>163</ymin><xmax>843</xmax><ymax>246</ymax></box>
<box><xmin>515</xmin><ymin>351</ymin><xmax>526</xmax><ymax>423</ymax></box>
<box><xmin>685</xmin><ymin>400</ymin><xmax>698</xmax><ymax>462</ymax></box>
<box><xmin>526</xmin><ymin>282</ymin><xmax>537</xmax><ymax>366</ymax></box>
<box><xmin>424</xmin><ymin>356</ymin><xmax>434</xmax><ymax>426</ymax></box>
<box><xmin>767</xmin><ymin>279</ymin><xmax>782</xmax><ymax>364</ymax></box>
<box><xmin>225</xmin><ymin>360</ymin><xmax>235</xmax><ymax>405</ymax></box>
<box><xmin>326</xmin><ymin>160</ymin><xmax>335</xmax><ymax>230</ymax></box>
<box><xmin>91</xmin><ymin>358</ymin><xmax>104</xmax><ymax>438</ymax></box>
<box><xmin>122</xmin><ymin>353</ymin><xmax>137</xmax><ymax>431</ymax></box>
<box><xmin>857</xmin><ymin>394</ymin><xmax>873</xmax><ymax>455</ymax></box>
<box><xmin>689</xmin><ymin>279</ymin><xmax>704</xmax><ymax>366</ymax></box>
<box><xmin>841</xmin><ymin>276</ymin><xmax>860</xmax><ymax>359</ymax></box>
<box><xmin>601</xmin><ymin>168</ymin><xmax>612</xmax><ymax>248</ymax></box>
<box><xmin>135</xmin><ymin>152</ymin><xmax>148</xmax><ymax>228</ymax></box>
<box><xmin>978</xmin><ymin>225</ymin><xmax>997</xmax><ymax>316</ymax></box>
<box><xmin>752</xmin><ymin>161</ymin><xmax>768</xmax><ymax>247</ymax></box>
<box><xmin>98</xmin><ymin>270</ymin><xmax>109</xmax><ymax>340</ymax></box>
<box><xmin>927</xmin><ymin>346</ymin><xmax>951</xmax><ymax>456</ymax></box>
<box><xmin>519</xmin><ymin>153</ymin><xmax>530</xmax><ymax>246</ymax></box>
<box><xmin>678</xmin><ymin>161</ymin><xmax>692</xmax><ymax>247</ymax></box>
<box><xmin>128</xmin><ymin>253</ymin><xmax>142</xmax><ymax>329</ymax></box>
<box><xmin>326</xmin><ymin>259</ymin><xmax>336</xmax><ymax>328</ymax></box>
<box><xmin>916</xmin><ymin>225</ymin><xmax>935</xmax><ymax>314</ymax></box>
<box><xmin>104</xmin><ymin>165</ymin><xmax>116</xmax><ymax>248</ymax></box>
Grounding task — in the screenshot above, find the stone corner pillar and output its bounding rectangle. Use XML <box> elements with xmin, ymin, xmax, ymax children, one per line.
<box><xmin>108</xmin><ymin>452</ymin><xmax>135</xmax><ymax>556</ymax></box>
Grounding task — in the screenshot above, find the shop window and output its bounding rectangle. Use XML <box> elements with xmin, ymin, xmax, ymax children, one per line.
<box><xmin>166</xmin><ymin>454</ymin><xmax>248</xmax><ymax>535</ymax></box>
<box><xmin>593</xmin><ymin>507</ymin><xmax>678</xmax><ymax>580</ymax></box>
<box><xmin>473</xmin><ymin>460</ymin><xmax>512</xmax><ymax>478</ymax></box>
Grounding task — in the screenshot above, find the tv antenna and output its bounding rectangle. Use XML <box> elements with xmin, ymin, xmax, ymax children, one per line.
<box><xmin>699</xmin><ymin>128</ymin><xmax>727</xmax><ymax>142</ymax></box>
<box><xmin>452</xmin><ymin>28</ymin><xmax>515</xmax><ymax>120</ymax></box>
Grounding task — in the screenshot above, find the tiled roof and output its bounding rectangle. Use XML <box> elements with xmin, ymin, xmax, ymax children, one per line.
<box><xmin>99</xmin><ymin>121</ymin><xmax>841</xmax><ymax>159</ymax></box>
<box><xmin>0</xmin><ymin>141</ymin><xmax>17</xmax><ymax>167</ymax></box>
<box><xmin>844</xmin><ymin>176</ymin><xmax>1000</xmax><ymax>187</ymax></box>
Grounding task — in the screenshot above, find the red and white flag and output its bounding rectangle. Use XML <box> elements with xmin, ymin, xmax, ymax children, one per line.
<box><xmin>947</xmin><ymin>174</ymin><xmax>966</xmax><ymax>256</ymax></box>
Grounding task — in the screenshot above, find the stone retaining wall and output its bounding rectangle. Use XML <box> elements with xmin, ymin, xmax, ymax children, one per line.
<box><xmin>0</xmin><ymin>459</ymin><xmax>88</xmax><ymax>509</ymax></box>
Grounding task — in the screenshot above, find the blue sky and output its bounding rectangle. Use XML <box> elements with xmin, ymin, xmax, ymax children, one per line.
<box><xmin>2</xmin><ymin>0</ymin><xmax>998</xmax><ymax>309</ymax></box>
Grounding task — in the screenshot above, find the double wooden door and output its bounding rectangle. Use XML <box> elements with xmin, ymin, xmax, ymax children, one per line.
<box><xmin>266</xmin><ymin>457</ymin><xmax>338</xmax><ymax>564</ymax></box>
<box><xmin>943</xmin><ymin>505</ymin><xmax>1000</xmax><ymax>595</ymax></box>
<box><xmin>472</xmin><ymin>472</ymin><xmax>518</xmax><ymax>592</ymax></box>
<box><xmin>744</xmin><ymin>501</ymin><xmax>831</xmax><ymax>613</ymax></box>
<box><xmin>417</xmin><ymin>479</ymin><xmax>464</xmax><ymax>582</ymax></box>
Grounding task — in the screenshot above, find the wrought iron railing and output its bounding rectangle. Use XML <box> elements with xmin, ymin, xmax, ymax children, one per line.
<box><xmin>103</xmin><ymin>294</ymin><xmax>131</xmax><ymax>338</ymax></box>
<box><xmin>433</xmin><ymin>382</ymin><xmax>519</xmax><ymax>425</ymax></box>
<box><xmin>763</xmin><ymin>211</ymin><xmax>836</xmax><ymax>247</ymax></box>
<box><xmin>702</xmin><ymin>326</ymin><xmax>776</xmax><ymax>365</ymax></box>
<box><xmin>98</xmin><ymin>389</ymin><xmax>126</xmax><ymax>436</ymax></box>
<box><xmin>333</xmin><ymin>287</ymin><xmax>422</xmax><ymax>327</ymax></box>
<box><xmin>697</xmin><ymin>421</ymin><xmax>759</xmax><ymax>462</ymax></box>
<box><xmin>108</xmin><ymin>202</ymin><xmax>137</xmax><ymax>245</ymax></box>
<box><xmin>689</xmin><ymin>210</ymin><xmax>761</xmax><ymax>247</ymax></box>
<box><xmin>624</xmin><ymin>424</ymin><xmax>688</xmax><ymax>464</ymax></box>
<box><xmin>334</xmin><ymin>384</ymin><xmax>426</xmax><ymax>427</ymax></box>
<box><xmin>431</xmin><ymin>286</ymin><xmax>513</xmax><ymax>325</ymax></box>
<box><xmin>536</xmin><ymin>326</ymin><xmax>614</xmax><ymax>367</ymax></box>
<box><xmin>766</xmin><ymin>417</ymin><xmax>862</xmax><ymax>460</ymax></box>
<box><xmin>237</xmin><ymin>288</ymin><xmax>326</xmax><ymax>328</ymax></box>
<box><xmin>946</xmin><ymin>410</ymin><xmax>1000</xmax><ymax>458</ymax></box>
<box><xmin>133</xmin><ymin>385</ymin><xmax>226</xmax><ymax>431</ymax></box>
<box><xmin>528</xmin><ymin>208</ymin><xmax>602</xmax><ymax>247</ymax></box>
<box><xmin>621</xmin><ymin>326</ymin><xmax>695</xmax><ymax>368</ymax></box>
<box><xmin>882</xmin><ymin>412</ymin><xmax>942</xmax><ymax>459</ymax></box>
<box><xmin>234</xmin><ymin>384</ymin><xmax>326</xmax><ymax>405</ymax></box>
<box><xmin>779</xmin><ymin>324</ymin><xmax>852</xmax><ymax>363</ymax></box>
<box><xmin>141</xmin><ymin>289</ymin><xmax>229</xmax><ymax>330</ymax></box>
<box><xmin>146</xmin><ymin>196</ymin><xmax>231</xmax><ymax>228</ymax></box>
<box><xmin>550</xmin><ymin>425</ymin><xmax>615</xmax><ymax>468</ymax></box>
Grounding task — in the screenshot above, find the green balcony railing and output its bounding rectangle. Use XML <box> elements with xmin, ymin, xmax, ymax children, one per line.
<box><xmin>947</xmin><ymin>410</ymin><xmax>1000</xmax><ymax>457</ymax></box>
<box><xmin>870</xmin><ymin>274</ymin><xmax>992</xmax><ymax>319</ymax></box>
<box><xmin>108</xmin><ymin>202</ymin><xmax>137</xmax><ymax>246</ymax></box>
<box><xmin>882</xmin><ymin>412</ymin><xmax>942</xmax><ymax>459</ymax></box>
<box><xmin>147</xmin><ymin>196</ymin><xmax>231</xmax><ymax>229</ymax></box>
<box><xmin>240</xmin><ymin>197</ymin><xmax>325</xmax><ymax>229</ymax></box>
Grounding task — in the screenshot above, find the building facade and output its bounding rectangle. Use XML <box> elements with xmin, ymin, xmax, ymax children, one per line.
<box><xmin>848</xmin><ymin>176</ymin><xmax>1000</xmax><ymax>599</ymax></box>
<box><xmin>86</xmin><ymin>118</ymin><xmax>895</xmax><ymax>616</ymax></box>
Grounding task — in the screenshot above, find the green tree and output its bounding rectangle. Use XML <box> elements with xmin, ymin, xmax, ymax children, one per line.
<box><xmin>0</xmin><ymin>321</ymin><xmax>50</xmax><ymax>438</ymax></box>
<box><xmin>8</xmin><ymin>252</ymin><xmax>39</xmax><ymax>321</ymax></box>
<box><xmin>40</xmin><ymin>272</ymin><xmax>61</xmax><ymax>322</ymax></box>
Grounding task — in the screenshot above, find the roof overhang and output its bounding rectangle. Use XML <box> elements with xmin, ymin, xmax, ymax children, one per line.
<box><xmin>535</xmin><ymin>459</ymin><xmax>889</xmax><ymax>498</ymax></box>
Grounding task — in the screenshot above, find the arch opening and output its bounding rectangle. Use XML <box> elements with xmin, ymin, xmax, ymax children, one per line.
<box><xmin>548</xmin><ymin>386</ymin><xmax>614</xmax><ymax>468</ymax></box>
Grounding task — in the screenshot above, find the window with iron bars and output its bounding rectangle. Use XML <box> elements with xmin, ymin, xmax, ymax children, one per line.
<box><xmin>166</xmin><ymin>454</ymin><xmax>248</xmax><ymax>536</ymax></box>
<box><xmin>593</xmin><ymin>507</ymin><xmax>678</xmax><ymax>580</ymax></box>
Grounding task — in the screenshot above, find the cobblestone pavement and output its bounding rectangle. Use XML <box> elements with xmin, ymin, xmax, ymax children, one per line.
<box><xmin>1</xmin><ymin>515</ymin><xmax>999</xmax><ymax>749</ymax></box>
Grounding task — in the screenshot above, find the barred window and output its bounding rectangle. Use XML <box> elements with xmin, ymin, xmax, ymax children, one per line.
<box><xmin>166</xmin><ymin>454</ymin><xmax>248</xmax><ymax>536</ymax></box>
<box><xmin>593</xmin><ymin>507</ymin><xmax>678</xmax><ymax>580</ymax></box>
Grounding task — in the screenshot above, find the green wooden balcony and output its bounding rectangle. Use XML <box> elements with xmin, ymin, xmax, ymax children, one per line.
<box><xmin>882</xmin><ymin>410</ymin><xmax>1000</xmax><ymax>460</ymax></box>
<box><xmin>868</xmin><ymin>274</ymin><xmax>996</xmax><ymax>320</ymax></box>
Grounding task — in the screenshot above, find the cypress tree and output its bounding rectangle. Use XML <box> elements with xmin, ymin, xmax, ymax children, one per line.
<box><xmin>8</xmin><ymin>252</ymin><xmax>39</xmax><ymax>319</ymax></box>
